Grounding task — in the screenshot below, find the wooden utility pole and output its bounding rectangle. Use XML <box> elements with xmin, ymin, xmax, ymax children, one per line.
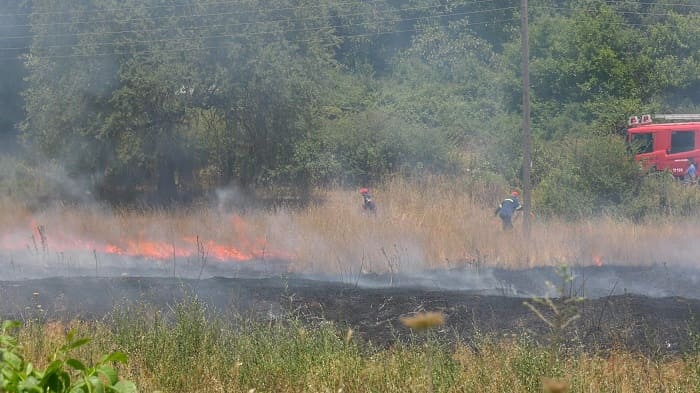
<box><xmin>521</xmin><ymin>0</ymin><xmax>532</xmax><ymax>238</ymax></box>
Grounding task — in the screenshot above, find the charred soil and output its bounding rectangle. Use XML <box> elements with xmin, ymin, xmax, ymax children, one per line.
<box><xmin>2</xmin><ymin>264</ymin><xmax>700</xmax><ymax>355</ymax></box>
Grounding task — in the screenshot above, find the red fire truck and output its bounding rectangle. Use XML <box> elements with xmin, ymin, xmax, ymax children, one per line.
<box><xmin>627</xmin><ymin>114</ymin><xmax>700</xmax><ymax>177</ymax></box>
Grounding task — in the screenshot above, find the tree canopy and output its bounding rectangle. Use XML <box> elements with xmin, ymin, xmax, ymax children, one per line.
<box><xmin>0</xmin><ymin>0</ymin><xmax>699</xmax><ymax>214</ymax></box>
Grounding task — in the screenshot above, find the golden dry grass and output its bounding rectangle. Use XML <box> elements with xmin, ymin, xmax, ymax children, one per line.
<box><xmin>1</xmin><ymin>177</ymin><xmax>699</xmax><ymax>273</ymax></box>
<box><xmin>399</xmin><ymin>311</ymin><xmax>445</xmax><ymax>331</ymax></box>
<box><xmin>541</xmin><ymin>377</ymin><xmax>570</xmax><ymax>393</ymax></box>
<box><xmin>13</xmin><ymin>318</ymin><xmax>700</xmax><ymax>393</ymax></box>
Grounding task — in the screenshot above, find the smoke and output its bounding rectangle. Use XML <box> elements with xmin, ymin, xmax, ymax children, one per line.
<box><xmin>2</xmin><ymin>0</ymin><xmax>700</xmax><ymax>307</ymax></box>
<box><xmin>0</xmin><ymin>2</ymin><xmax>29</xmax><ymax>154</ymax></box>
<box><xmin>215</xmin><ymin>185</ymin><xmax>255</xmax><ymax>214</ymax></box>
<box><xmin>4</xmin><ymin>194</ymin><xmax>700</xmax><ymax>301</ymax></box>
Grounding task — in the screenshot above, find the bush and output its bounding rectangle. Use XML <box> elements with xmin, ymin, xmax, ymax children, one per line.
<box><xmin>302</xmin><ymin>110</ymin><xmax>460</xmax><ymax>185</ymax></box>
<box><xmin>621</xmin><ymin>171</ymin><xmax>700</xmax><ymax>219</ymax></box>
<box><xmin>533</xmin><ymin>133</ymin><xmax>700</xmax><ymax>220</ymax></box>
<box><xmin>0</xmin><ymin>320</ymin><xmax>136</xmax><ymax>393</ymax></box>
<box><xmin>0</xmin><ymin>155</ymin><xmax>106</xmax><ymax>210</ymax></box>
<box><xmin>533</xmin><ymin>134</ymin><xmax>640</xmax><ymax>218</ymax></box>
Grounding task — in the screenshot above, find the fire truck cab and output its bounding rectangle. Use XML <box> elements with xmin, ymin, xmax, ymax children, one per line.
<box><xmin>627</xmin><ymin>114</ymin><xmax>700</xmax><ymax>177</ymax></box>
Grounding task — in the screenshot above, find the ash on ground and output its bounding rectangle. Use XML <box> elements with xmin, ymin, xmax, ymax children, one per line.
<box><xmin>2</xmin><ymin>263</ymin><xmax>700</xmax><ymax>355</ymax></box>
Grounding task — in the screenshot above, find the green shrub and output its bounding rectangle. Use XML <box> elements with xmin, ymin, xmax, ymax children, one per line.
<box><xmin>533</xmin><ymin>134</ymin><xmax>640</xmax><ymax>218</ymax></box>
<box><xmin>621</xmin><ymin>171</ymin><xmax>700</xmax><ymax>219</ymax></box>
<box><xmin>0</xmin><ymin>320</ymin><xmax>136</xmax><ymax>393</ymax></box>
<box><xmin>304</xmin><ymin>110</ymin><xmax>460</xmax><ymax>185</ymax></box>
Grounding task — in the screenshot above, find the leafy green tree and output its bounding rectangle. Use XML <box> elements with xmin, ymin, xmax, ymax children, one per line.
<box><xmin>523</xmin><ymin>1</ymin><xmax>700</xmax><ymax>136</ymax></box>
<box><xmin>305</xmin><ymin>110</ymin><xmax>458</xmax><ymax>185</ymax></box>
<box><xmin>0</xmin><ymin>0</ymin><xmax>30</xmax><ymax>152</ymax></box>
<box><xmin>22</xmin><ymin>0</ymin><xmax>342</xmax><ymax>201</ymax></box>
<box><xmin>382</xmin><ymin>20</ymin><xmax>520</xmax><ymax>181</ymax></box>
<box><xmin>13</xmin><ymin>0</ymin><xmax>700</xmax><ymax>211</ymax></box>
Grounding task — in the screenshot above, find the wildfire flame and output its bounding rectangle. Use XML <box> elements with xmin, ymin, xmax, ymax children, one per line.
<box><xmin>0</xmin><ymin>215</ymin><xmax>292</xmax><ymax>262</ymax></box>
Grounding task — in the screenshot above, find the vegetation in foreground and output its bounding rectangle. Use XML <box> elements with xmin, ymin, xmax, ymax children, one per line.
<box><xmin>4</xmin><ymin>298</ymin><xmax>700</xmax><ymax>392</ymax></box>
<box><xmin>0</xmin><ymin>319</ymin><xmax>136</xmax><ymax>392</ymax></box>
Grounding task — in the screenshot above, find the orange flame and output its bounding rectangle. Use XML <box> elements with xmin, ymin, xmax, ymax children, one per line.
<box><xmin>0</xmin><ymin>215</ymin><xmax>293</xmax><ymax>262</ymax></box>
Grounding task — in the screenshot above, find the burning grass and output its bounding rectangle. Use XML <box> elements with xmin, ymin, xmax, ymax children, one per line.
<box><xmin>1</xmin><ymin>177</ymin><xmax>699</xmax><ymax>275</ymax></box>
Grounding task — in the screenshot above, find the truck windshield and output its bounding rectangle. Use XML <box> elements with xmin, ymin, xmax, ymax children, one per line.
<box><xmin>630</xmin><ymin>133</ymin><xmax>653</xmax><ymax>154</ymax></box>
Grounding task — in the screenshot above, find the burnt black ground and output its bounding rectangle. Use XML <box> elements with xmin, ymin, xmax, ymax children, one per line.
<box><xmin>2</xmin><ymin>264</ymin><xmax>700</xmax><ymax>354</ymax></box>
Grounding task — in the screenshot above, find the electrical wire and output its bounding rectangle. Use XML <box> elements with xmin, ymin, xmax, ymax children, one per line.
<box><xmin>0</xmin><ymin>6</ymin><xmax>519</xmax><ymax>53</ymax></box>
<box><xmin>0</xmin><ymin>0</ymin><xmax>513</xmax><ymax>29</ymax></box>
<box><xmin>0</xmin><ymin>17</ymin><xmax>520</xmax><ymax>60</ymax></box>
<box><xmin>534</xmin><ymin>4</ymin><xmax>700</xmax><ymax>18</ymax></box>
<box><xmin>0</xmin><ymin>0</ymin><xmax>511</xmax><ymax>42</ymax></box>
<box><xmin>0</xmin><ymin>0</ymin><xmax>369</xmax><ymax>18</ymax></box>
<box><xmin>604</xmin><ymin>0</ymin><xmax>700</xmax><ymax>9</ymax></box>
<box><xmin>0</xmin><ymin>1</ymin><xmax>493</xmax><ymax>43</ymax></box>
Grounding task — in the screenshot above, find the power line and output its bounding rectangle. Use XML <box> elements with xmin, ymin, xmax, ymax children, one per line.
<box><xmin>4</xmin><ymin>1</ymin><xmax>690</xmax><ymax>55</ymax></box>
<box><xmin>3</xmin><ymin>0</ymin><xmax>693</xmax><ymax>42</ymax></box>
<box><xmin>0</xmin><ymin>0</ymin><xmax>512</xmax><ymax>29</ymax></box>
<box><xmin>0</xmin><ymin>0</ymin><xmax>314</xmax><ymax>18</ymax></box>
<box><xmin>605</xmin><ymin>0</ymin><xmax>700</xmax><ymax>9</ymax></box>
<box><xmin>5</xmin><ymin>5</ymin><xmax>350</xmax><ymax>29</ymax></box>
<box><xmin>534</xmin><ymin>5</ymin><xmax>700</xmax><ymax>17</ymax></box>
<box><xmin>3</xmin><ymin>1</ymin><xmax>381</xmax><ymax>28</ymax></box>
<box><xmin>0</xmin><ymin>1</ymin><xmax>449</xmax><ymax>43</ymax></box>
<box><xmin>10</xmin><ymin>3</ymin><xmax>693</xmax><ymax>51</ymax></box>
<box><xmin>1</xmin><ymin>0</ymin><xmax>696</xmax><ymax>20</ymax></box>
<box><xmin>0</xmin><ymin>0</ymin><xmax>416</xmax><ymax>18</ymax></box>
<box><xmin>0</xmin><ymin>6</ymin><xmax>519</xmax><ymax>53</ymax></box>
<box><xmin>0</xmin><ymin>5</ymin><xmax>442</xmax><ymax>45</ymax></box>
<box><xmin>0</xmin><ymin>17</ymin><xmax>520</xmax><ymax>61</ymax></box>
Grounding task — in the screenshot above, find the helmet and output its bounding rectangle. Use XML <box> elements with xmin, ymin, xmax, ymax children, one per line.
<box><xmin>359</xmin><ymin>187</ymin><xmax>369</xmax><ymax>195</ymax></box>
<box><xmin>511</xmin><ymin>191</ymin><xmax>519</xmax><ymax>197</ymax></box>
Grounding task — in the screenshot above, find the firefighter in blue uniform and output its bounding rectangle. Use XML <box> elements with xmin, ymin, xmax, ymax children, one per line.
<box><xmin>495</xmin><ymin>191</ymin><xmax>522</xmax><ymax>230</ymax></box>
<box><xmin>685</xmin><ymin>159</ymin><xmax>697</xmax><ymax>183</ymax></box>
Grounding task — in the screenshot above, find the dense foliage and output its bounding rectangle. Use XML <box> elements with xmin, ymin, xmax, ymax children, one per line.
<box><xmin>0</xmin><ymin>320</ymin><xmax>136</xmax><ymax>393</ymax></box>
<box><xmin>0</xmin><ymin>0</ymin><xmax>699</xmax><ymax>215</ymax></box>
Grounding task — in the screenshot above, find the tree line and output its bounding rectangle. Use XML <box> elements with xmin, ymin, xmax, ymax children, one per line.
<box><xmin>1</xmin><ymin>0</ymin><xmax>699</xmax><ymax>215</ymax></box>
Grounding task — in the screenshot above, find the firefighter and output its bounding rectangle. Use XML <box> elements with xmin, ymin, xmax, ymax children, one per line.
<box><xmin>495</xmin><ymin>191</ymin><xmax>522</xmax><ymax>230</ymax></box>
<box><xmin>359</xmin><ymin>187</ymin><xmax>376</xmax><ymax>213</ymax></box>
<box><xmin>685</xmin><ymin>159</ymin><xmax>697</xmax><ymax>183</ymax></box>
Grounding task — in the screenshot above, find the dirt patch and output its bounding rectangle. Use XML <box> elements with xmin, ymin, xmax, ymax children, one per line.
<box><xmin>1</xmin><ymin>268</ymin><xmax>699</xmax><ymax>354</ymax></box>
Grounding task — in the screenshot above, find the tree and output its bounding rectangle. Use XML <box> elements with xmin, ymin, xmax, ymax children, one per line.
<box><xmin>0</xmin><ymin>0</ymin><xmax>30</xmax><ymax>153</ymax></box>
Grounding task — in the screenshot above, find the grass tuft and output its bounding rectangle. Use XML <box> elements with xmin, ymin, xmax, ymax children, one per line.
<box><xmin>399</xmin><ymin>312</ymin><xmax>445</xmax><ymax>331</ymax></box>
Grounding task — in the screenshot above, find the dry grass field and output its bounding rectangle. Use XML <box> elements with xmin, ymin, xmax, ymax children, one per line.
<box><xmin>1</xmin><ymin>177</ymin><xmax>698</xmax><ymax>274</ymax></box>
<box><xmin>3</xmin><ymin>180</ymin><xmax>700</xmax><ymax>392</ymax></box>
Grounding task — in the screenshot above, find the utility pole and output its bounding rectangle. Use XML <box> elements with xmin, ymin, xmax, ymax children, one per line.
<box><xmin>521</xmin><ymin>0</ymin><xmax>532</xmax><ymax>239</ymax></box>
